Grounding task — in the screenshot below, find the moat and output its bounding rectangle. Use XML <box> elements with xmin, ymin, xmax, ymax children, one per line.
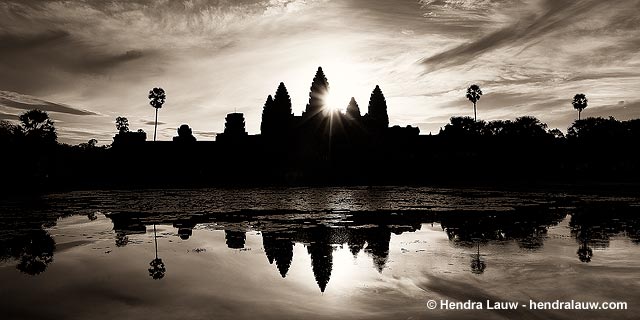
<box><xmin>1</xmin><ymin>187</ymin><xmax>639</xmax><ymax>319</ymax></box>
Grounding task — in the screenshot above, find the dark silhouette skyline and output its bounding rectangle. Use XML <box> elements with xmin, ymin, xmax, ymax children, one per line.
<box><xmin>1</xmin><ymin>66</ymin><xmax>640</xmax><ymax>190</ymax></box>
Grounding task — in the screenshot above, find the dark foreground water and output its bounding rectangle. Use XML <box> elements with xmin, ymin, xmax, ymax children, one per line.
<box><xmin>1</xmin><ymin>187</ymin><xmax>639</xmax><ymax>319</ymax></box>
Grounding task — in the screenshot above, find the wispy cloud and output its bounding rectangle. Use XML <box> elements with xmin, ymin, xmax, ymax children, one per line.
<box><xmin>141</xmin><ymin>119</ymin><xmax>167</xmax><ymax>126</ymax></box>
<box><xmin>0</xmin><ymin>91</ymin><xmax>97</xmax><ymax>115</ymax></box>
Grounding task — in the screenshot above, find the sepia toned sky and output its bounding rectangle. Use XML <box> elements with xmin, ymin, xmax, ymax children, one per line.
<box><xmin>1</xmin><ymin>0</ymin><xmax>639</xmax><ymax>144</ymax></box>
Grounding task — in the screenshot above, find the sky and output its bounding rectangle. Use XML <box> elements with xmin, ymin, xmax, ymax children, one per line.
<box><xmin>0</xmin><ymin>0</ymin><xmax>639</xmax><ymax>144</ymax></box>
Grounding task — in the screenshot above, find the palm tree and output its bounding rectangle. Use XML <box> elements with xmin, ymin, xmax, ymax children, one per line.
<box><xmin>572</xmin><ymin>93</ymin><xmax>588</xmax><ymax>120</ymax></box>
<box><xmin>148</xmin><ymin>87</ymin><xmax>166</xmax><ymax>141</ymax></box>
<box><xmin>466</xmin><ymin>84</ymin><xmax>483</xmax><ymax>121</ymax></box>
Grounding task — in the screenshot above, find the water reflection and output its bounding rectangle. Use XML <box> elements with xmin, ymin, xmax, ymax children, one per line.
<box><xmin>470</xmin><ymin>242</ymin><xmax>486</xmax><ymax>274</ymax></box>
<box><xmin>0</xmin><ymin>205</ymin><xmax>57</xmax><ymax>275</ymax></box>
<box><xmin>93</xmin><ymin>201</ymin><xmax>639</xmax><ymax>292</ymax></box>
<box><xmin>569</xmin><ymin>202</ymin><xmax>640</xmax><ymax>263</ymax></box>
<box><xmin>225</xmin><ymin>230</ymin><xmax>247</xmax><ymax>249</ymax></box>
<box><xmin>1</xmin><ymin>191</ymin><xmax>640</xmax><ymax>319</ymax></box>
<box><xmin>1</xmin><ymin>197</ymin><xmax>640</xmax><ymax>291</ymax></box>
<box><xmin>148</xmin><ymin>224</ymin><xmax>166</xmax><ymax>280</ymax></box>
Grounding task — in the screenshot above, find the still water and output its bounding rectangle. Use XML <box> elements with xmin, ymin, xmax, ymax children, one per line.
<box><xmin>1</xmin><ymin>187</ymin><xmax>639</xmax><ymax>319</ymax></box>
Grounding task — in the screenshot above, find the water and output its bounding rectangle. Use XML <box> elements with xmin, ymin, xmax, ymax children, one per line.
<box><xmin>1</xmin><ymin>187</ymin><xmax>639</xmax><ymax>319</ymax></box>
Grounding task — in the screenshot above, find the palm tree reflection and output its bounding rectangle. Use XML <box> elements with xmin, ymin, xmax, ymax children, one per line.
<box><xmin>577</xmin><ymin>239</ymin><xmax>593</xmax><ymax>263</ymax></box>
<box><xmin>575</xmin><ymin>223</ymin><xmax>594</xmax><ymax>263</ymax></box>
<box><xmin>470</xmin><ymin>241</ymin><xmax>486</xmax><ymax>274</ymax></box>
<box><xmin>148</xmin><ymin>224</ymin><xmax>166</xmax><ymax>279</ymax></box>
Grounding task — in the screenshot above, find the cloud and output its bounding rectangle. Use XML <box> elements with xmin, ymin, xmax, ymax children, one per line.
<box><xmin>420</xmin><ymin>0</ymin><xmax>600</xmax><ymax>71</ymax></box>
<box><xmin>0</xmin><ymin>91</ymin><xmax>97</xmax><ymax>115</ymax></box>
<box><xmin>193</xmin><ymin>130</ymin><xmax>218</xmax><ymax>138</ymax></box>
<box><xmin>0</xmin><ymin>28</ymin><xmax>155</xmax><ymax>95</ymax></box>
<box><xmin>0</xmin><ymin>111</ymin><xmax>17</xmax><ymax>121</ymax></box>
<box><xmin>585</xmin><ymin>100</ymin><xmax>640</xmax><ymax>120</ymax></box>
<box><xmin>0</xmin><ymin>29</ymin><xmax>70</xmax><ymax>50</ymax></box>
<box><xmin>141</xmin><ymin>119</ymin><xmax>167</xmax><ymax>126</ymax></box>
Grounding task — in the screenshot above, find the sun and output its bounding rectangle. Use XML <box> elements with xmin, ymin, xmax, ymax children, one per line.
<box><xmin>324</xmin><ymin>91</ymin><xmax>345</xmax><ymax>113</ymax></box>
<box><xmin>319</xmin><ymin>58</ymin><xmax>370</xmax><ymax>114</ymax></box>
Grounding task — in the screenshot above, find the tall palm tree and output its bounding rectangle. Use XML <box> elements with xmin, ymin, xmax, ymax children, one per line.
<box><xmin>466</xmin><ymin>84</ymin><xmax>483</xmax><ymax>121</ymax></box>
<box><xmin>148</xmin><ymin>87</ymin><xmax>166</xmax><ymax>141</ymax></box>
<box><xmin>572</xmin><ymin>93</ymin><xmax>588</xmax><ymax>120</ymax></box>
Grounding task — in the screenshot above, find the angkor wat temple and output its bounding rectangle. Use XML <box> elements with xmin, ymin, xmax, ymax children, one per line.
<box><xmin>219</xmin><ymin>66</ymin><xmax>419</xmax><ymax>142</ymax></box>
<box><xmin>109</xmin><ymin>67</ymin><xmax>423</xmax><ymax>186</ymax></box>
<box><xmin>39</xmin><ymin>67</ymin><xmax>637</xmax><ymax>188</ymax></box>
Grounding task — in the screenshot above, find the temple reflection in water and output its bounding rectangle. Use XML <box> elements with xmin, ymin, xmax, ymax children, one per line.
<box><xmin>1</xmin><ymin>199</ymin><xmax>639</xmax><ymax>294</ymax></box>
<box><xmin>101</xmin><ymin>201</ymin><xmax>639</xmax><ymax>292</ymax></box>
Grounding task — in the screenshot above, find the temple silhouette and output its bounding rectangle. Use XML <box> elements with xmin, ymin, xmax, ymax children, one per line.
<box><xmin>107</xmin><ymin>66</ymin><xmax>421</xmax><ymax>186</ymax></box>
<box><xmin>208</xmin><ymin>67</ymin><xmax>415</xmax><ymax>143</ymax></box>
<box><xmin>2</xmin><ymin>67</ymin><xmax>640</xmax><ymax>191</ymax></box>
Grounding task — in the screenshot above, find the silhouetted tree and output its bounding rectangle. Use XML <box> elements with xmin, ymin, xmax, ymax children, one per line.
<box><xmin>365</xmin><ymin>85</ymin><xmax>389</xmax><ymax>129</ymax></box>
<box><xmin>115</xmin><ymin>116</ymin><xmax>130</xmax><ymax>133</ymax></box>
<box><xmin>511</xmin><ymin>116</ymin><xmax>549</xmax><ymax>137</ymax></box>
<box><xmin>572</xmin><ymin>93</ymin><xmax>588</xmax><ymax>120</ymax></box>
<box><xmin>19</xmin><ymin>109</ymin><xmax>57</xmax><ymax>143</ymax></box>
<box><xmin>346</xmin><ymin>97</ymin><xmax>361</xmax><ymax>119</ymax></box>
<box><xmin>148</xmin><ymin>87</ymin><xmax>166</xmax><ymax>141</ymax></box>
<box><xmin>466</xmin><ymin>84</ymin><xmax>483</xmax><ymax>121</ymax></box>
<box><xmin>441</xmin><ymin>116</ymin><xmax>486</xmax><ymax>137</ymax></box>
<box><xmin>485</xmin><ymin>119</ymin><xmax>510</xmax><ymax>136</ymax></box>
<box><xmin>567</xmin><ymin>117</ymin><xmax>623</xmax><ymax>140</ymax></box>
<box><xmin>78</xmin><ymin>138</ymin><xmax>98</xmax><ymax>149</ymax></box>
<box><xmin>174</xmin><ymin>124</ymin><xmax>196</xmax><ymax>142</ymax></box>
<box><xmin>304</xmin><ymin>67</ymin><xmax>330</xmax><ymax>118</ymax></box>
<box><xmin>0</xmin><ymin>120</ymin><xmax>20</xmax><ymax>142</ymax></box>
<box><xmin>548</xmin><ymin>128</ymin><xmax>565</xmax><ymax>139</ymax></box>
